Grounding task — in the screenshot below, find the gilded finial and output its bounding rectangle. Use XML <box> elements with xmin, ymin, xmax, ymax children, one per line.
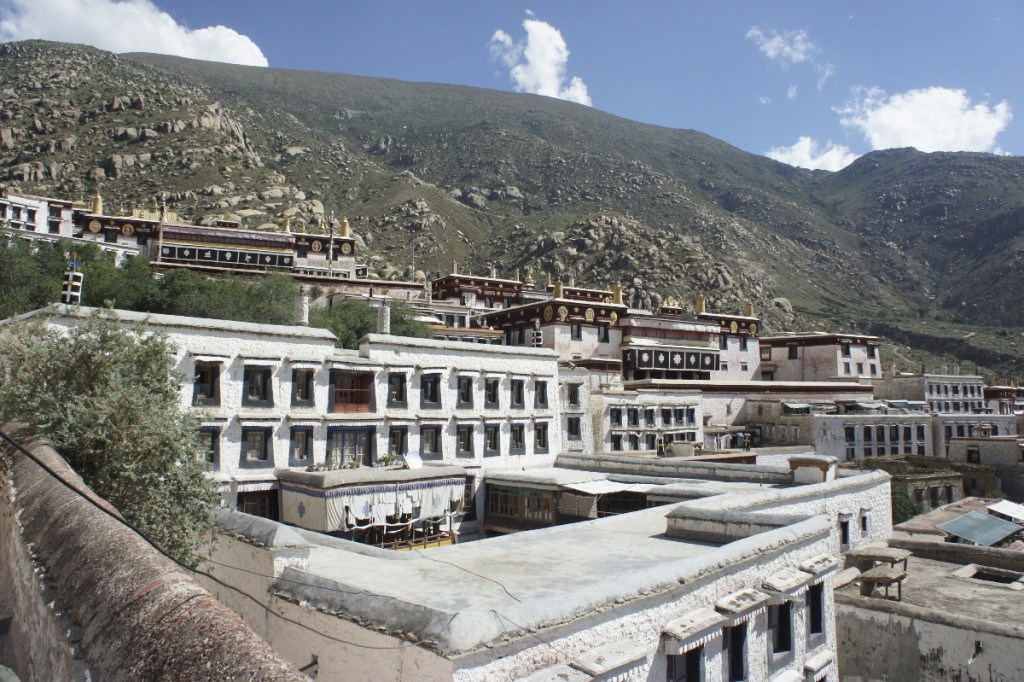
<box><xmin>451</xmin><ymin>259</ymin><xmax>458</xmax><ymax>275</ymax></box>
<box><xmin>695</xmin><ymin>293</ymin><xmax>706</xmax><ymax>314</ymax></box>
<box><xmin>553</xmin><ymin>280</ymin><xmax>564</xmax><ymax>298</ymax></box>
<box><xmin>340</xmin><ymin>216</ymin><xmax>351</xmax><ymax>238</ymax></box>
<box><xmin>525</xmin><ymin>268</ymin><xmax>534</xmax><ymax>285</ymax></box>
<box><xmin>546</xmin><ymin>272</ymin><xmax>553</xmax><ymax>288</ymax></box>
<box><xmin>318</xmin><ymin>216</ymin><xmax>327</xmax><ymax>235</ymax></box>
<box><xmin>613</xmin><ymin>281</ymin><xmax>623</xmax><ymax>306</ymax></box>
<box><xmin>744</xmin><ymin>301</ymin><xmax>754</xmax><ymax>317</ymax></box>
<box><xmin>282</xmin><ymin>215</ymin><xmax>291</xmax><ymax>233</ymax></box>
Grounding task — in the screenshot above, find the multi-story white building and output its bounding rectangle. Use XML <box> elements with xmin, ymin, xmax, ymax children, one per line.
<box><xmin>873</xmin><ymin>371</ymin><xmax>988</xmax><ymax>414</ymax></box>
<box><xmin>760</xmin><ymin>332</ymin><xmax>882</xmax><ymax>382</ymax></box>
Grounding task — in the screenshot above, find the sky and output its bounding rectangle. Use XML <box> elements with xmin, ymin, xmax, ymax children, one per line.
<box><xmin>1</xmin><ymin>0</ymin><xmax>1021</xmax><ymax>171</ymax></box>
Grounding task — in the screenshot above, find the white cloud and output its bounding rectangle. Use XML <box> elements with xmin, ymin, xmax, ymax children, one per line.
<box><xmin>836</xmin><ymin>86</ymin><xmax>1012</xmax><ymax>152</ymax></box>
<box><xmin>767</xmin><ymin>136</ymin><xmax>859</xmax><ymax>171</ymax></box>
<box><xmin>787</xmin><ymin>85</ymin><xmax>798</xmax><ymax>99</ymax></box>
<box><xmin>489</xmin><ymin>17</ymin><xmax>591</xmax><ymax>106</ymax></box>
<box><xmin>0</xmin><ymin>0</ymin><xmax>268</xmax><ymax>66</ymax></box>
<box><xmin>746</xmin><ymin>27</ymin><xmax>816</xmax><ymax>66</ymax></box>
<box><xmin>759</xmin><ymin>96</ymin><xmax>772</xmax><ymax>105</ymax></box>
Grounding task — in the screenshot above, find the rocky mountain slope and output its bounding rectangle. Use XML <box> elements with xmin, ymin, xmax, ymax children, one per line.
<box><xmin>2</xmin><ymin>40</ymin><xmax>1022</xmax><ymax>377</ymax></box>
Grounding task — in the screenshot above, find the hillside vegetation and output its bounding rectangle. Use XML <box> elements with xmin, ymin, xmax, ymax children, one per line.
<box><xmin>2</xmin><ymin>40</ymin><xmax>1022</xmax><ymax>378</ymax></box>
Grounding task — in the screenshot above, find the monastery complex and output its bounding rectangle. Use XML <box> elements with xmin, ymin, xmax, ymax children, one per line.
<box><xmin>2</xmin><ymin>187</ymin><xmax>1024</xmax><ymax>681</ymax></box>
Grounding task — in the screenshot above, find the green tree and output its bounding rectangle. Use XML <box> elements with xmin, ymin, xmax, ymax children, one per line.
<box><xmin>0</xmin><ymin>309</ymin><xmax>218</xmax><ymax>565</ymax></box>
<box><xmin>310</xmin><ymin>299</ymin><xmax>433</xmax><ymax>349</ymax></box>
<box><xmin>891</xmin><ymin>484</ymin><xmax>924</xmax><ymax>525</ymax></box>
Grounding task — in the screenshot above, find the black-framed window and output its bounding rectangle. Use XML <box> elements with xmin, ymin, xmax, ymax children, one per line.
<box><xmin>198</xmin><ymin>426</ymin><xmax>220</xmax><ymax>466</ymax></box>
<box><xmin>768</xmin><ymin>602</ymin><xmax>793</xmax><ymax>669</ymax></box>
<box><xmin>571</xmin><ymin>322</ymin><xmax>582</xmax><ymax>340</ymax></box>
<box><xmin>598</xmin><ymin>324</ymin><xmax>610</xmax><ymax>343</ymax></box>
<box><xmin>667</xmin><ymin>644</ymin><xmax>703</xmax><ymax>682</ymax></box>
<box><xmin>241</xmin><ymin>427</ymin><xmax>272</xmax><ymax>465</ymax></box>
<box><xmin>788</xmin><ymin>345</ymin><xmax>799</xmax><ymax>360</ymax></box>
<box><xmin>510</xmin><ymin>424</ymin><xmax>525</xmax><ymax>453</ymax></box>
<box><xmin>485</xmin><ymin>378</ymin><xmax>500</xmax><ymax>408</ymax></box>
<box><xmin>611</xmin><ymin>434</ymin><xmax>623</xmax><ymax>451</ymax></box>
<box><xmin>645</xmin><ymin>409</ymin><xmax>656</xmax><ymax>426</ymax></box>
<box><xmin>610</xmin><ymin>408</ymin><xmax>623</xmax><ymax>426</ymax></box>
<box><xmin>723</xmin><ymin>622</ymin><xmax>747</xmax><ymax>682</ymax></box>
<box><xmin>289</xmin><ymin>427</ymin><xmax>314</xmax><ymax>466</ymax></box>
<box><xmin>567</xmin><ymin>383</ymin><xmax>581</xmax><ymax>407</ymax></box>
<box><xmin>242</xmin><ymin>366</ymin><xmax>274</xmax><ymax>407</ymax></box>
<box><xmin>567</xmin><ymin>417</ymin><xmax>581</xmax><ymax>440</ymax></box>
<box><xmin>457</xmin><ymin>424</ymin><xmax>474</xmax><ymax>458</ymax></box>
<box><xmin>740</xmin><ymin>335</ymin><xmax>749</xmax><ymax>351</ymax></box>
<box><xmin>661</xmin><ymin>408</ymin><xmax>673</xmax><ymax>425</ymax></box>
<box><xmin>628</xmin><ymin>433</ymin><xmax>640</xmax><ymax>450</ymax></box>
<box><xmin>193</xmin><ymin>363</ymin><xmax>221</xmax><ymax>407</ymax></box>
<box><xmin>841</xmin><ymin>342</ymin><xmax>852</xmax><ymax>357</ymax></box>
<box><xmin>535</xmin><ymin>422</ymin><xmax>549</xmax><ymax>453</ymax></box>
<box><xmin>328</xmin><ymin>427</ymin><xmax>374</xmax><ymax>467</ymax></box>
<box><xmin>720</xmin><ymin>334</ymin><xmax>729</xmax><ymax>350</ymax></box>
<box><xmin>807</xmin><ymin>582</ymin><xmax>825</xmax><ymax>647</ymax></box>
<box><xmin>510</xmin><ymin>379</ymin><xmax>525</xmax><ymax>409</ymax></box>
<box><xmin>291</xmin><ymin>369</ymin><xmax>315</xmax><ymax>407</ymax></box>
<box><xmin>387</xmin><ymin>373</ymin><xmax>407</xmax><ymax>407</ymax></box>
<box><xmin>534</xmin><ymin>380</ymin><xmax>548</xmax><ymax>408</ymax></box>
<box><xmin>761</xmin><ymin>346</ymin><xmax>772</xmax><ymax>361</ymax></box>
<box><xmin>627</xmin><ymin>408</ymin><xmax>640</xmax><ymax>427</ymax></box>
<box><xmin>421</xmin><ymin>426</ymin><xmax>442</xmax><ymax>459</ymax></box>
<box><xmin>421</xmin><ymin>374</ymin><xmax>442</xmax><ymax>408</ymax></box>
<box><xmin>388</xmin><ymin>426</ymin><xmax>408</xmax><ymax>459</ymax></box>
<box><xmin>457</xmin><ymin>376</ymin><xmax>474</xmax><ymax>408</ymax></box>
<box><xmin>485</xmin><ymin>424</ymin><xmax>501</xmax><ymax>456</ymax></box>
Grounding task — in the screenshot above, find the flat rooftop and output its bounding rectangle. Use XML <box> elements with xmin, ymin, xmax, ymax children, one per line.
<box><xmin>838</xmin><ymin>554</ymin><xmax>1024</xmax><ymax>626</ymax></box>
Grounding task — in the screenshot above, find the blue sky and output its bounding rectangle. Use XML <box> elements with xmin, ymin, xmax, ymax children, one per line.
<box><xmin>2</xmin><ymin>1</ymin><xmax>1021</xmax><ymax>170</ymax></box>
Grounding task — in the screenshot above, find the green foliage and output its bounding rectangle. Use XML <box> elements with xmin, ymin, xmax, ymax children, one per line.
<box><xmin>310</xmin><ymin>299</ymin><xmax>433</xmax><ymax>349</ymax></box>
<box><xmin>891</xmin><ymin>485</ymin><xmax>924</xmax><ymax>525</ymax></box>
<box><xmin>0</xmin><ymin>235</ymin><xmax>65</xmax><ymax>318</ymax></box>
<box><xmin>0</xmin><ymin>309</ymin><xmax>219</xmax><ymax>566</ymax></box>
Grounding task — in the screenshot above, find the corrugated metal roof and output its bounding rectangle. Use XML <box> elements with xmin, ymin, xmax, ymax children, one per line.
<box><xmin>987</xmin><ymin>500</ymin><xmax>1024</xmax><ymax>523</ymax></box>
<box><xmin>937</xmin><ymin>510</ymin><xmax>1023</xmax><ymax>546</ymax></box>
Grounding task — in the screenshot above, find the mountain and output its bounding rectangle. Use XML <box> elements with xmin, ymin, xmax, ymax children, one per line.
<box><xmin>1</xmin><ymin>40</ymin><xmax>1022</xmax><ymax>378</ymax></box>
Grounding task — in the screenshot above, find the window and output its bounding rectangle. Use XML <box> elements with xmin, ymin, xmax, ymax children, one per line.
<box><xmin>661</xmin><ymin>409</ymin><xmax>673</xmax><ymax>425</ymax></box>
<box><xmin>721</xmin><ymin>362</ymin><xmax>729</xmax><ymax>372</ymax></box>
<box><xmin>628</xmin><ymin>408</ymin><xmax>640</xmax><ymax>427</ymax></box>
<box><xmin>292</xmin><ymin>369</ymin><xmax>315</xmax><ymax>407</ymax></box>
<box><xmin>571</xmin><ymin>322</ymin><xmax>582</xmax><ymax>340</ymax></box>
<box><xmin>330</xmin><ymin>371</ymin><xmax>372</xmax><ymax>412</ymax></box>
<box><xmin>856</xmin><ymin>362</ymin><xmax>864</xmax><ymax>375</ymax></box>
<box><xmin>289</xmin><ymin>427</ymin><xmax>313</xmax><ymax>466</ymax></box>
<box><xmin>485</xmin><ymin>424</ymin><xmax>501</xmax><ymax>456</ymax></box>
<box><xmin>510</xmin><ymin>424</ymin><xmax>525</xmax><ymax>453</ymax></box>
<box><xmin>567</xmin><ymin>417</ymin><xmax>581</xmax><ymax>441</ymax></box>
<box><xmin>457</xmin><ymin>376</ymin><xmax>474</xmax><ymax>408</ymax></box>
<box><xmin>243</xmin><ymin>366</ymin><xmax>274</xmax><ymax>407</ymax></box>
<box><xmin>840</xmin><ymin>519</ymin><xmax>851</xmax><ymax>549</ymax></box>
<box><xmin>611</xmin><ymin>434</ymin><xmax>623</xmax><ymax>451</ymax></box>
<box><xmin>843</xmin><ymin>362</ymin><xmax>851</xmax><ymax>375</ymax></box>
<box><xmin>535</xmin><ymin>381</ymin><xmax>548</xmax><ymax>408</ymax></box>
<box><xmin>241</xmin><ymin>427</ymin><xmax>271</xmax><ymax>464</ymax></box>
<box><xmin>611</xmin><ymin>408</ymin><xmax>623</xmax><ymax>426</ymax></box>
<box><xmin>740</xmin><ymin>362</ymin><xmax>748</xmax><ymax>372</ymax></box>
<box><xmin>723</xmin><ymin>622</ymin><xmax>747</xmax><ymax>682</ymax></box>
<box><xmin>328</xmin><ymin>428</ymin><xmax>374</xmax><ymax>467</ymax></box>
<box><xmin>870</xmin><ymin>364</ymin><xmax>878</xmax><ymax>376</ymax></box>
<box><xmin>861</xmin><ymin>511</ymin><xmax>869</xmax><ymax>534</ymax></box>
<box><xmin>237</xmin><ymin>491</ymin><xmax>276</xmax><ymax>520</ymax></box>
<box><xmin>841</xmin><ymin>342</ymin><xmax>851</xmax><ymax>357</ymax></box>
<box><xmin>845</xmin><ymin>426</ymin><xmax>856</xmax><ymax>444</ymax></box>
<box><xmin>510</xmin><ymin>379</ymin><xmax>525</xmax><ymax>409</ymax></box>
<box><xmin>867</xmin><ymin>345</ymin><xmax>877</xmax><ymax>358</ymax></box>
<box><xmin>628</xmin><ymin>434</ymin><xmax>640</xmax><ymax>450</ymax></box>
<box><xmin>788</xmin><ymin>345</ymin><xmax>799</xmax><ymax>360</ymax></box>
<box><xmin>420</xmin><ymin>374</ymin><xmax>442</xmax><ymax>408</ymax></box>
<box><xmin>387</xmin><ymin>373</ymin><xmax>407</xmax><ymax>407</ymax></box>
<box><xmin>807</xmin><ymin>582</ymin><xmax>825</xmax><ymax>644</ymax></box>
<box><xmin>598</xmin><ymin>324</ymin><xmax>610</xmax><ymax>343</ymax></box>
<box><xmin>485</xmin><ymin>378</ymin><xmax>500</xmax><ymax>408</ymax></box>
<box><xmin>768</xmin><ymin>601</ymin><xmax>793</xmax><ymax>666</ymax></box>
<box><xmin>567</xmin><ymin>383</ymin><xmax>581</xmax><ymax>407</ymax></box>
<box><xmin>740</xmin><ymin>336</ymin><xmax>748</xmax><ymax>351</ymax></box>
<box><xmin>388</xmin><ymin>427</ymin><xmax>407</xmax><ymax>459</ymax></box>
<box><xmin>761</xmin><ymin>347</ymin><xmax>772</xmax><ymax>361</ymax></box>
<box><xmin>667</xmin><ymin>645</ymin><xmax>703</xmax><ymax>682</ymax></box>
<box><xmin>645</xmin><ymin>409</ymin><xmax>656</xmax><ymax>426</ymax></box>
<box><xmin>198</xmin><ymin>427</ymin><xmax>220</xmax><ymax>466</ymax></box>
<box><xmin>535</xmin><ymin>423</ymin><xmax>549</xmax><ymax>452</ymax></box>
<box><xmin>193</xmin><ymin>363</ymin><xmax>221</xmax><ymax>406</ymax></box>
<box><xmin>720</xmin><ymin>334</ymin><xmax>729</xmax><ymax>350</ymax></box>
<box><xmin>420</xmin><ymin>426</ymin><xmax>442</xmax><ymax>460</ymax></box>
<box><xmin>457</xmin><ymin>425</ymin><xmax>474</xmax><ymax>458</ymax></box>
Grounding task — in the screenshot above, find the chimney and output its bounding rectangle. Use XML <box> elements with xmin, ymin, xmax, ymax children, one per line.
<box><xmin>294</xmin><ymin>286</ymin><xmax>310</xmax><ymax>326</ymax></box>
<box><xmin>377</xmin><ymin>303</ymin><xmax>392</xmax><ymax>335</ymax></box>
<box><xmin>490</xmin><ymin>264</ymin><xmax>498</xmax><ymax>279</ymax></box>
<box><xmin>92</xmin><ymin>192</ymin><xmax>103</xmax><ymax>215</ymax></box>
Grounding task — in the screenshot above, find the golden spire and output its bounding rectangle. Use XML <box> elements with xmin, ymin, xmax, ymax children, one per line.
<box><xmin>282</xmin><ymin>215</ymin><xmax>291</xmax><ymax>233</ymax></box>
<box><xmin>546</xmin><ymin>272</ymin><xmax>553</xmax><ymax>288</ymax></box>
<box><xmin>744</xmin><ymin>301</ymin><xmax>754</xmax><ymax>317</ymax></box>
<box><xmin>613</xmin><ymin>281</ymin><xmax>623</xmax><ymax>305</ymax></box>
<box><xmin>525</xmin><ymin>268</ymin><xmax>534</xmax><ymax>285</ymax></box>
<box><xmin>695</xmin><ymin>293</ymin><xmax>706</xmax><ymax>314</ymax></box>
<box><xmin>92</xmin><ymin>191</ymin><xmax>103</xmax><ymax>215</ymax></box>
<box><xmin>451</xmin><ymin>259</ymin><xmax>458</xmax><ymax>275</ymax></box>
<box><xmin>318</xmin><ymin>216</ymin><xmax>327</xmax><ymax>235</ymax></box>
<box><xmin>553</xmin><ymin>280</ymin><xmax>564</xmax><ymax>298</ymax></box>
<box><xmin>340</xmin><ymin>216</ymin><xmax>351</xmax><ymax>238</ymax></box>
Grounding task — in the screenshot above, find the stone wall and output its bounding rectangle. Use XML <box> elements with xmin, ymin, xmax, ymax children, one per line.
<box><xmin>0</xmin><ymin>432</ymin><xmax>305</xmax><ymax>681</ymax></box>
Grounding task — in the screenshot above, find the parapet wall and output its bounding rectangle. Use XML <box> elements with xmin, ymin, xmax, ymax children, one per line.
<box><xmin>0</xmin><ymin>432</ymin><xmax>306</xmax><ymax>681</ymax></box>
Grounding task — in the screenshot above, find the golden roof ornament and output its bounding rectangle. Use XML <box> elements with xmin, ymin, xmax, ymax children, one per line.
<box><xmin>553</xmin><ymin>280</ymin><xmax>564</xmax><ymax>298</ymax></box>
<box><xmin>318</xmin><ymin>216</ymin><xmax>327</xmax><ymax>235</ymax></box>
<box><xmin>695</xmin><ymin>293</ymin><xmax>707</xmax><ymax>314</ymax></box>
<box><xmin>513</xmin><ymin>267</ymin><xmax>521</xmax><ymax>282</ymax></box>
<box><xmin>665</xmin><ymin>295</ymin><xmax>678</xmax><ymax>307</ymax></box>
<box><xmin>451</xmin><ymin>259</ymin><xmax>458</xmax><ymax>275</ymax></box>
<box><xmin>282</xmin><ymin>215</ymin><xmax>291</xmax><ymax>233</ymax></box>
<box><xmin>340</xmin><ymin>216</ymin><xmax>351</xmax><ymax>238</ymax></box>
<box><xmin>525</xmin><ymin>268</ymin><xmax>534</xmax><ymax>285</ymax></box>
<box><xmin>546</xmin><ymin>272</ymin><xmax>553</xmax><ymax>287</ymax></box>
<box><xmin>613</xmin><ymin>281</ymin><xmax>624</xmax><ymax>305</ymax></box>
<box><xmin>744</xmin><ymin>301</ymin><xmax>754</xmax><ymax>317</ymax></box>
